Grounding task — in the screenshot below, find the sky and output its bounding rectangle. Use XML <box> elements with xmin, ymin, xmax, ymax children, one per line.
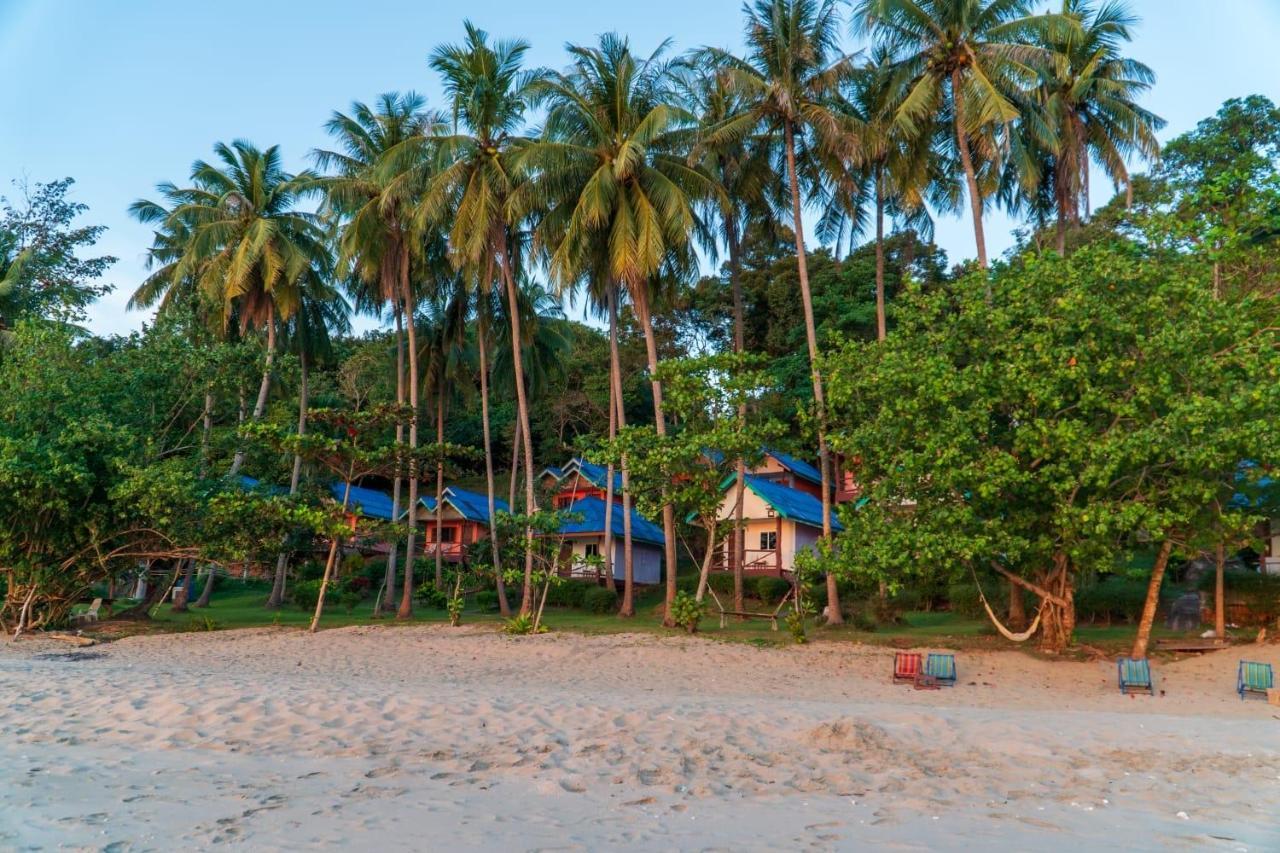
<box><xmin>3</xmin><ymin>0</ymin><xmax>1279</xmax><ymax>337</ymax></box>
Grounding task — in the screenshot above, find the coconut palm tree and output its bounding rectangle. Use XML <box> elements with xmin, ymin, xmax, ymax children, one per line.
<box><xmin>421</xmin><ymin>22</ymin><xmax>545</xmax><ymax>613</ymax></box>
<box><xmin>1025</xmin><ymin>0</ymin><xmax>1162</xmax><ymax>252</ymax></box>
<box><xmin>314</xmin><ymin>94</ymin><xmax>441</xmax><ymax>617</ymax></box>
<box><xmin>853</xmin><ymin>0</ymin><xmax>1071</xmax><ymax>268</ymax></box>
<box><xmin>529</xmin><ymin>33</ymin><xmax>712</xmax><ymax>621</ymax></box>
<box><xmin>700</xmin><ymin>0</ymin><xmax>861</xmax><ymax>623</ymax></box>
<box><xmin>681</xmin><ymin>61</ymin><xmax>778</xmax><ymax>614</ymax></box>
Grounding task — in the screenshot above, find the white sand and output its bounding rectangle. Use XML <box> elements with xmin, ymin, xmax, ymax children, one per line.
<box><xmin>1</xmin><ymin>625</ymin><xmax>1277</xmax><ymax>851</ymax></box>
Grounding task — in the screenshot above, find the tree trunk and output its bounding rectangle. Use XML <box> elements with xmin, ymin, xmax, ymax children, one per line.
<box><xmin>728</xmin><ymin>218</ymin><xmax>747</xmax><ymax>616</ymax></box>
<box><xmin>380</xmin><ymin>306</ymin><xmax>406</xmax><ymax>615</ymax></box>
<box><xmin>508</xmin><ymin>416</ymin><xmax>520</xmax><ymax>509</ymax></box>
<box><xmin>268</xmin><ymin>350</ymin><xmax>308</xmax><ymax>608</ymax></box>
<box><xmin>609</xmin><ymin>294</ymin><xmax>635</xmax><ymax>617</ymax></box>
<box><xmin>434</xmin><ymin>371</ymin><xmax>445</xmax><ymax>590</ymax></box>
<box><xmin>172</xmin><ymin>559</ymin><xmax>197</xmax><ymax>612</ymax></box>
<box><xmin>951</xmin><ymin>71</ymin><xmax>989</xmax><ymax>270</ymax></box>
<box><xmin>695</xmin><ymin>521</ymin><xmax>716</xmax><ymax>602</ymax></box>
<box><xmin>602</xmin><ymin>287</ymin><xmax>619</xmax><ymax>594</ymax></box>
<box><xmin>1214</xmin><ymin>541</ymin><xmax>1226</xmax><ymax>639</ymax></box>
<box><xmin>631</xmin><ymin>289</ymin><xmax>678</xmax><ymax>626</ymax></box>
<box><xmin>200</xmin><ymin>388</ymin><xmax>213</xmax><ymax>476</ymax></box>
<box><xmin>1131</xmin><ymin>540</ymin><xmax>1174</xmax><ymax>659</ymax></box>
<box><xmin>784</xmin><ymin>120</ymin><xmax>841</xmax><ymax>625</ymax></box>
<box><xmin>1007</xmin><ymin>577</ymin><xmax>1026</xmax><ymax>631</ymax></box>
<box><xmin>874</xmin><ymin>164</ymin><xmax>887</xmax><ymax>342</ymax></box>
<box><xmin>497</xmin><ymin>234</ymin><xmax>538</xmax><ymax>615</ymax></box>
<box><xmin>229</xmin><ymin>304</ymin><xmax>276</xmax><ymax>477</ymax></box>
<box><xmin>398</xmin><ymin>244</ymin><xmax>420</xmax><ymax>619</ymax></box>
<box><xmin>477</xmin><ymin>320</ymin><xmax>511</xmax><ymax>616</ymax></box>
<box><xmin>310</xmin><ymin>475</ymin><xmax>354</xmax><ymax>633</ymax></box>
<box><xmin>1036</xmin><ymin>554</ymin><xmax>1076</xmax><ymax>653</ymax></box>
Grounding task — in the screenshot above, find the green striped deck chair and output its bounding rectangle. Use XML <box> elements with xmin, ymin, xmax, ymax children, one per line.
<box><xmin>1117</xmin><ymin>657</ymin><xmax>1154</xmax><ymax>695</ymax></box>
<box><xmin>923</xmin><ymin>653</ymin><xmax>957</xmax><ymax>686</ymax></box>
<box><xmin>1237</xmin><ymin>660</ymin><xmax>1274</xmax><ymax>701</ymax></box>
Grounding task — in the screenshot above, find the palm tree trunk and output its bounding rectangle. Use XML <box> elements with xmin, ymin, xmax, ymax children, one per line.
<box><xmin>602</xmin><ymin>287</ymin><xmax>620</xmax><ymax>594</ymax></box>
<box><xmin>497</xmin><ymin>233</ymin><xmax>538</xmax><ymax>616</ymax></box>
<box><xmin>477</xmin><ymin>319</ymin><xmax>511</xmax><ymax>616</ymax></box>
<box><xmin>950</xmin><ymin>71</ymin><xmax>989</xmax><ymax>270</ymax></box>
<box><xmin>631</xmin><ymin>289</ymin><xmax>678</xmax><ymax>625</ymax></box>
<box><xmin>229</xmin><ymin>305</ymin><xmax>276</xmax><ymax>477</ymax></box>
<box><xmin>268</xmin><ymin>350</ymin><xmax>308</xmax><ymax>608</ymax></box>
<box><xmin>434</xmin><ymin>371</ymin><xmax>445</xmax><ymax>590</ymax></box>
<box><xmin>508</xmin><ymin>416</ymin><xmax>520</xmax><ymax>509</ymax></box>
<box><xmin>727</xmin><ymin>219</ymin><xmax>747</xmax><ymax>615</ymax></box>
<box><xmin>610</xmin><ymin>293</ymin><xmax>635</xmax><ymax>617</ymax></box>
<box><xmin>784</xmin><ymin>120</ymin><xmax>841</xmax><ymax>625</ymax></box>
<box><xmin>380</xmin><ymin>306</ymin><xmax>406</xmax><ymax>615</ymax></box>
<box><xmin>1131</xmin><ymin>539</ymin><xmax>1174</xmax><ymax>659</ymax></box>
<box><xmin>398</xmin><ymin>245</ymin><xmax>420</xmax><ymax>619</ymax></box>
<box><xmin>200</xmin><ymin>389</ymin><xmax>213</xmax><ymax>475</ymax></box>
<box><xmin>874</xmin><ymin>165</ymin><xmax>887</xmax><ymax>342</ymax></box>
<box><xmin>1214</xmin><ymin>541</ymin><xmax>1226</xmax><ymax>639</ymax></box>
<box><xmin>310</xmin><ymin>472</ymin><xmax>354</xmax><ymax>633</ymax></box>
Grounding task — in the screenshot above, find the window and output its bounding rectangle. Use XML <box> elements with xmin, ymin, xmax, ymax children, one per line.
<box><xmin>584</xmin><ymin>543</ymin><xmax>600</xmax><ymax>558</ymax></box>
<box><xmin>759</xmin><ymin>531</ymin><xmax>777</xmax><ymax>551</ymax></box>
<box><xmin>439</xmin><ymin>526</ymin><xmax>457</xmax><ymax>543</ymax></box>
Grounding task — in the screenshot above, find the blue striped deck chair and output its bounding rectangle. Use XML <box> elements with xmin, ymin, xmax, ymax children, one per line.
<box><xmin>923</xmin><ymin>653</ymin><xmax>957</xmax><ymax>686</ymax></box>
<box><xmin>1117</xmin><ymin>657</ymin><xmax>1154</xmax><ymax>695</ymax></box>
<box><xmin>1237</xmin><ymin>660</ymin><xmax>1274</xmax><ymax>701</ymax></box>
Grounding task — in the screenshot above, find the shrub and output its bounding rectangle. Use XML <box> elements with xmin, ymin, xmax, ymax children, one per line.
<box><xmin>583</xmin><ymin>586</ymin><xmax>618</xmax><ymax>614</ymax></box>
<box><xmin>946</xmin><ymin>581</ymin><xmax>985</xmax><ymax>619</ymax></box>
<box><xmin>342</xmin><ymin>576</ymin><xmax>371</xmax><ymax>597</ymax></box>
<box><xmin>754</xmin><ymin>576</ymin><xmax>792</xmax><ymax>606</ymax></box>
<box><xmin>503</xmin><ymin>614</ymin><xmax>536</xmax><ymax>635</ymax></box>
<box><xmin>291</xmin><ymin>579</ymin><xmax>321</xmax><ymax>611</ymax></box>
<box><xmin>474</xmin><ymin>590</ymin><xmax>500</xmax><ymax>612</ymax></box>
<box><xmin>297</xmin><ymin>560</ymin><xmax>326</xmax><ymax>582</ymax></box>
<box><xmin>341</xmin><ymin>553</ymin><xmax>366</xmax><ymax>576</ymax></box>
<box><xmin>676</xmin><ymin>573</ymin><xmax>701</xmax><ymax>595</ymax></box>
<box><xmin>339</xmin><ymin>590</ymin><xmax>363</xmax><ymax>615</ymax></box>
<box><xmin>669</xmin><ymin>591</ymin><xmax>708</xmax><ymax>634</ymax></box>
<box><xmin>707</xmin><ymin>572</ymin><xmax>737</xmax><ymax>596</ymax></box>
<box><xmin>545</xmin><ymin>580</ymin><xmax>590</xmax><ymax>609</ymax></box>
<box><xmin>889</xmin><ymin>587</ymin><xmax>922</xmax><ymax>612</ymax></box>
<box><xmin>1197</xmin><ymin>570</ymin><xmax>1280</xmax><ymax>625</ymax></box>
<box><xmin>1076</xmin><ymin>577</ymin><xmax>1151</xmax><ymax>624</ymax></box>
<box><xmin>415</xmin><ymin>584</ymin><xmax>448</xmax><ymax>610</ymax></box>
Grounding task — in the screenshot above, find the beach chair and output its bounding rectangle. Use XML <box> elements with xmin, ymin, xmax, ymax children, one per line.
<box><xmin>1117</xmin><ymin>657</ymin><xmax>1154</xmax><ymax>695</ymax></box>
<box><xmin>71</xmin><ymin>598</ymin><xmax>102</xmax><ymax>626</ymax></box>
<box><xmin>1237</xmin><ymin>660</ymin><xmax>1274</xmax><ymax>701</ymax></box>
<box><xmin>923</xmin><ymin>653</ymin><xmax>957</xmax><ymax>687</ymax></box>
<box><xmin>893</xmin><ymin>652</ymin><xmax>922</xmax><ymax>684</ymax></box>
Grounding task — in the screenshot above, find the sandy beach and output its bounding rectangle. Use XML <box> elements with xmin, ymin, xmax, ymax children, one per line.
<box><xmin>1</xmin><ymin>626</ymin><xmax>1277</xmax><ymax>851</ymax></box>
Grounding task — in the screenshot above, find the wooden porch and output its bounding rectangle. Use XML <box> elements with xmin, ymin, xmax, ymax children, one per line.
<box><xmin>711</xmin><ymin>547</ymin><xmax>788</xmax><ymax>578</ymax></box>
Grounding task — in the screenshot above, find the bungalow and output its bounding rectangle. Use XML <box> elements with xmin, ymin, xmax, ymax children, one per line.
<box><xmin>414</xmin><ymin>486</ymin><xmax>510</xmax><ymax>562</ymax></box>
<box><xmin>713</xmin><ymin>473</ymin><xmax>843</xmax><ymax>578</ymax></box>
<box><xmin>541</xmin><ymin>458</ymin><xmax>663</xmax><ymax>584</ymax></box>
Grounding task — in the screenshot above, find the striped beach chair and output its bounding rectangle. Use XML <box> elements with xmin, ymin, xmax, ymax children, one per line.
<box><xmin>1237</xmin><ymin>660</ymin><xmax>1274</xmax><ymax>701</ymax></box>
<box><xmin>1117</xmin><ymin>657</ymin><xmax>1154</xmax><ymax>695</ymax></box>
<box><xmin>893</xmin><ymin>652</ymin><xmax>922</xmax><ymax>684</ymax></box>
<box><xmin>923</xmin><ymin>653</ymin><xmax>957</xmax><ymax>687</ymax></box>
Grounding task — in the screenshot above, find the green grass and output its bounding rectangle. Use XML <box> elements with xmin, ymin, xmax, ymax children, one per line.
<box><xmin>100</xmin><ymin>579</ymin><xmax>1198</xmax><ymax>655</ymax></box>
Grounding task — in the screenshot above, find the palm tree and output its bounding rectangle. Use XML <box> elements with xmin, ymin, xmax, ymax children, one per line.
<box><xmin>266</xmin><ymin>270</ymin><xmax>350</xmax><ymax>608</ymax></box>
<box><xmin>1026</xmin><ymin>0</ymin><xmax>1162</xmax><ymax>252</ymax></box>
<box><xmin>702</xmin><ymin>0</ymin><xmax>860</xmax><ymax>623</ymax></box>
<box><xmin>529</xmin><ymin>33</ymin><xmax>711</xmax><ymax>621</ymax></box>
<box><xmin>853</xmin><ymin>0</ymin><xmax>1070</xmax><ymax>268</ymax></box>
<box><xmin>315</xmin><ymin>94</ymin><xmax>441</xmax><ymax>617</ymax></box>
<box><xmin>422</xmin><ymin>22</ymin><xmax>544</xmax><ymax>613</ymax></box>
<box><xmin>682</xmin><ymin>61</ymin><xmax>777</xmax><ymax>615</ymax></box>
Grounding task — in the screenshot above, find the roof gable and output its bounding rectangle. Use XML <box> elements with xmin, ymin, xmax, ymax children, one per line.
<box><xmin>556</xmin><ymin>495</ymin><xmax>664</xmax><ymax>545</ymax></box>
<box><xmin>740</xmin><ymin>475</ymin><xmax>843</xmax><ymax>532</ymax></box>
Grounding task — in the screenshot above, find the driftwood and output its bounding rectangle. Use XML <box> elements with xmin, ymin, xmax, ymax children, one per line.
<box><xmin>44</xmin><ymin>632</ymin><xmax>97</xmax><ymax>647</ymax></box>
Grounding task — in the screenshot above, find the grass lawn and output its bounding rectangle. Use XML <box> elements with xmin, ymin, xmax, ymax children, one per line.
<box><xmin>91</xmin><ymin>579</ymin><xmax>1196</xmax><ymax>656</ymax></box>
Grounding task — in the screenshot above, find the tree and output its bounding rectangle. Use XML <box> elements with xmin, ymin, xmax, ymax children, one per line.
<box><xmin>424</xmin><ymin>22</ymin><xmax>544</xmax><ymax>614</ymax></box>
<box><xmin>823</xmin><ymin>241</ymin><xmax>1280</xmax><ymax>652</ymax></box>
<box><xmin>530</xmin><ymin>33</ymin><xmax>712</xmax><ymax>621</ymax></box>
<box><xmin>316</xmin><ymin>93</ymin><xmax>441</xmax><ymax>617</ymax></box>
<box><xmin>0</xmin><ymin>178</ymin><xmax>115</xmax><ymax>330</ymax></box>
<box><xmin>702</xmin><ymin>0</ymin><xmax>863</xmax><ymax>623</ymax></box>
<box><xmin>854</xmin><ymin>0</ymin><xmax>1068</xmax><ymax>268</ymax></box>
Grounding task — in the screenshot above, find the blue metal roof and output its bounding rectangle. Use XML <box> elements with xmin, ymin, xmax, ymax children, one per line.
<box><xmin>334</xmin><ymin>483</ymin><xmax>396</xmax><ymax>521</ymax></box>
<box><xmin>556</xmin><ymin>496</ymin><xmax>664</xmax><ymax>546</ymax></box>
<box><xmin>569</xmin><ymin>458</ymin><xmax>624</xmax><ymax>492</ymax></box>
<box><xmin>443</xmin><ymin>486</ymin><xmax>510</xmax><ymax>524</ymax></box>
<box><xmin>743</xmin><ymin>475</ymin><xmax>843</xmax><ymax>532</ymax></box>
<box><xmin>766</xmin><ymin>449</ymin><xmax>823</xmax><ymax>486</ymax></box>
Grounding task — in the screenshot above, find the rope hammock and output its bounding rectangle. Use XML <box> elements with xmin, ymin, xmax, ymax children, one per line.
<box><xmin>969</xmin><ymin>564</ymin><xmax>1043</xmax><ymax>643</ymax></box>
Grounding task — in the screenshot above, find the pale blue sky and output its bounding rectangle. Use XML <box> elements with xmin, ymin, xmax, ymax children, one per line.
<box><xmin>3</xmin><ymin>0</ymin><xmax>1278</xmax><ymax>336</ymax></box>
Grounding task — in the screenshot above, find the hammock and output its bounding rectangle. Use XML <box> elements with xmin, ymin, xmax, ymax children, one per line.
<box><xmin>970</xmin><ymin>564</ymin><xmax>1043</xmax><ymax>643</ymax></box>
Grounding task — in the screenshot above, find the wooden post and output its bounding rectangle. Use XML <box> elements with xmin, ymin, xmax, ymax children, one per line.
<box><xmin>775</xmin><ymin>514</ymin><xmax>783</xmax><ymax>578</ymax></box>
